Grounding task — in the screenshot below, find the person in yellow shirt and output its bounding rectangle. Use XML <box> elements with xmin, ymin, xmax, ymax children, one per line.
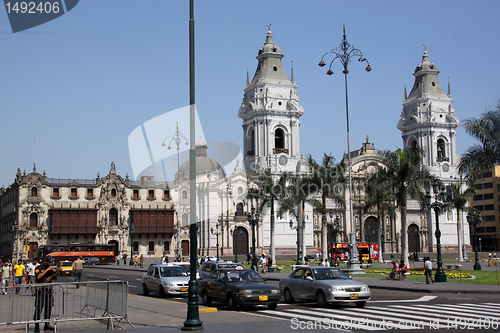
<box><xmin>13</xmin><ymin>259</ymin><xmax>26</xmax><ymax>294</ymax></box>
<box><xmin>134</xmin><ymin>256</ymin><xmax>138</xmax><ymax>268</ymax></box>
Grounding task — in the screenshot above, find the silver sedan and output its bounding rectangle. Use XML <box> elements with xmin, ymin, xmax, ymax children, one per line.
<box><xmin>142</xmin><ymin>264</ymin><xmax>190</xmax><ymax>297</ymax></box>
<box><xmin>279</xmin><ymin>266</ymin><xmax>370</xmax><ymax>308</ymax></box>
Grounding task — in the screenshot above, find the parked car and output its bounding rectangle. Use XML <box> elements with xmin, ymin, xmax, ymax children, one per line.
<box><xmin>279</xmin><ymin>266</ymin><xmax>370</xmax><ymax>308</ymax></box>
<box><xmin>166</xmin><ymin>262</ymin><xmax>200</xmax><ymax>279</ymax></box>
<box><xmin>142</xmin><ymin>264</ymin><xmax>189</xmax><ymax>297</ymax></box>
<box><xmin>200</xmin><ymin>261</ymin><xmax>244</xmax><ymax>280</ymax></box>
<box><xmin>198</xmin><ymin>268</ymin><xmax>280</xmax><ymax>310</ymax></box>
<box><xmin>303</xmin><ymin>255</ymin><xmax>316</xmax><ymax>262</ymax></box>
<box><xmin>56</xmin><ymin>260</ymin><xmax>73</xmax><ymax>276</ymax></box>
<box><xmin>84</xmin><ymin>257</ymin><xmax>99</xmax><ymax>265</ymax></box>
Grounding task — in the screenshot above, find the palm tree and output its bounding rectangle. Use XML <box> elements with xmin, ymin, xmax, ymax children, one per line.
<box><xmin>381</xmin><ymin>147</ymin><xmax>433</xmax><ymax>266</ymax></box>
<box><xmin>459</xmin><ymin>103</ymin><xmax>500</xmax><ymax>183</ymax></box>
<box><xmin>363</xmin><ymin>167</ymin><xmax>396</xmax><ymax>262</ymax></box>
<box><xmin>445</xmin><ymin>182</ymin><xmax>476</xmax><ymax>262</ymax></box>
<box><xmin>253</xmin><ymin>168</ymin><xmax>292</xmax><ymax>263</ymax></box>
<box><xmin>307</xmin><ymin>153</ymin><xmax>346</xmax><ymax>260</ymax></box>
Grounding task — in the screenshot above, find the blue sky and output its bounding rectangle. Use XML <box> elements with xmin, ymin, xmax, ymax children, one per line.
<box><xmin>1</xmin><ymin>0</ymin><xmax>499</xmax><ymax>187</ymax></box>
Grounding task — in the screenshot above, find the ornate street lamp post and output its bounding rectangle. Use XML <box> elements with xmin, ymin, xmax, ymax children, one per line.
<box><xmin>210</xmin><ymin>222</ymin><xmax>223</xmax><ymax>261</ymax></box>
<box><xmin>231</xmin><ymin>228</ymin><xmax>243</xmax><ymax>263</ymax></box>
<box><xmin>290</xmin><ymin>216</ymin><xmax>303</xmax><ymax>265</ymax></box>
<box><xmin>425</xmin><ymin>181</ymin><xmax>447</xmax><ymax>282</ymax></box>
<box><xmin>363</xmin><ymin>225</ymin><xmax>375</xmax><ymax>264</ymax></box>
<box><xmin>327</xmin><ymin>210</ymin><xmax>340</xmax><ymax>267</ymax></box>
<box><xmin>466</xmin><ymin>208</ymin><xmax>482</xmax><ymax>271</ymax></box>
<box><xmin>129</xmin><ymin>222</ymin><xmax>135</xmax><ymax>266</ymax></box>
<box><xmin>319</xmin><ymin>26</ymin><xmax>371</xmax><ymax>273</ymax></box>
<box><xmin>247</xmin><ymin>207</ymin><xmax>260</xmax><ymax>259</ymax></box>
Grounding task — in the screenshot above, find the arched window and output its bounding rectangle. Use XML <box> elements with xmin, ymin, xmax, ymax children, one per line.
<box><xmin>437</xmin><ymin>138</ymin><xmax>446</xmax><ymax>161</ymax></box>
<box><xmin>163</xmin><ymin>241</ymin><xmax>170</xmax><ymax>252</ymax></box>
<box><xmin>236</xmin><ymin>203</ymin><xmax>244</xmax><ymax>216</ymax></box>
<box><xmin>109</xmin><ymin>208</ymin><xmax>118</xmax><ymax>226</ymax></box>
<box><xmin>182</xmin><ymin>214</ymin><xmax>188</xmax><ymax>227</ymax></box>
<box><xmin>409</xmin><ymin>139</ymin><xmax>417</xmax><ymax>153</ymax></box>
<box><xmin>149</xmin><ymin>241</ymin><xmax>154</xmax><ymax>252</ymax></box>
<box><xmin>111</xmin><ymin>189</ymin><xmax>117</xmax><ymax>197</ymax></box>
<box><xmin>249</xmin><ymin>128</ymin><xmax>255</xmax><ymax>155</ymax></box>
<box><xmin>133</xmin><ymin>241</ymin><xmax>139</xmax><ymax>252</ymax></box>
<box><xmin>31</xmin><ymin>187</ymin><xmax>38</xmax><ymax>197</ymax></box>
<box><xmin>182</xmin><ymin>190</ymin><xmax>188</xmax><ymax>199</ymax></box>
<box><xmin>30</xmin><ymin>213</ymin><xmax>38</xmax><ymax>228</ymax></box>
<box><xmin>275</xmin><ymin>128</ymin><xmax>284</xmax><ymax>149</ymax></box>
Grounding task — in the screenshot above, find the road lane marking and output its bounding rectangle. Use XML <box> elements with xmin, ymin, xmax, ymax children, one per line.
<box><xmin>369</xmin><ymin>295</ymin><xmax>437</xmax><ymax>303</ymax></box>
<box><xmin>259</xmin><ymin>309</ymin><xmax>357</xmax><ymax>331</ymax></box>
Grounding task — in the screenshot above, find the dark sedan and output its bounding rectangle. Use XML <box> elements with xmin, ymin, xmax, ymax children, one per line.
<box><xmin>198</xmin><ymin>268</ymin><xmax>280</xmax><ymax>310</ymax></box>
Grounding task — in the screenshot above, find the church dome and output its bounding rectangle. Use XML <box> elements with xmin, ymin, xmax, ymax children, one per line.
<box><xmin>177</xmin><ymin>140</ymin><xmax>226</xmax><ymax>180</ymax></box>
<box><xmin>414</xmin><ymin>51</ymin><xmax>438</xmax><ymax>74</ymax></box>
<box><xmin>258</xmin><ymin>31</ymin><xmax>282</xmax><ymax>55</ymax></box>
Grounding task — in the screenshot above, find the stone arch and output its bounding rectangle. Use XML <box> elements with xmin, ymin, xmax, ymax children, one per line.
<box><xmin>232</xmin><ymin>227</ymin><xmax>249</xmax><ymax>256</ymax></box>
<box><xmin>408</xmin><ymin>224</ymin><xmax>420</xmax><ymax>253</ymax></box>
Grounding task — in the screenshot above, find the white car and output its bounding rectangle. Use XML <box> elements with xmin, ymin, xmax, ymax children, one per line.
<box><xmin>142</xmin><ymin>264</ymin><xmax>189</xmax><ymax>297</ymax></box>
<box><xmin>165</xmin><ymin>262</ymin><xmax>200</xmax><ymax>279</ymax></box>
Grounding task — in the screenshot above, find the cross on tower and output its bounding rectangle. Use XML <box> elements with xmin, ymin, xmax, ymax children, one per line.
<box><xmin>266</xmin><ymin>23</ymin><xmax>271</xmax><ymax>32</ymax></box>
<box><xmin>423</xmin><ymin>44</ymin><xmax>427</xmax><ymax>52</ymax></box>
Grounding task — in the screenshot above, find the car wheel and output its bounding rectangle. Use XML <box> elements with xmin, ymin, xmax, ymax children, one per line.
<box><xmin>142</xmin><ymin>283</ymin><xmax>149</xmax><ymax>296</ymax></box>
<box><xmin>268</xmin><ymin>303</ymin><xmax>278</xmax><ymax>310</ymax></box>
<box><xmin>316</xmin><ymin>291</ymin><xmax>327</xmax><ymax>308</ymax></box>
<box><xmin>284</xmin><ymin>288</ymin><xmax>294</xmax><ymax>304</ymax></box>
<box><xmin>355</xmin><ymin>301</ymin><xmax>366</xmax><ymax>308</ymax></box>
<box><xmin>227</xmin><ymin>294</ymin><xmax>238</xmax><ymax>310</ymax></box>
<box><xmin>202</xmin><ymin>291</ymin><xmax>211</xmax><ymax>306</ymax></box>
<box><xmin>159</xmin><ymin>285</ymin><xmax>166</xmax><ymax>298</ymax></box>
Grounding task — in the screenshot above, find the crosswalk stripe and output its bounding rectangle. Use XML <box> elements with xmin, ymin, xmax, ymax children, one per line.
<box><xmin>259</xmin><ymin>310</ymin><xmax>355</xmax><ymax>331</ymax></box>
<box><xmin>433</xmin><ymin>304</ymin><xmax>500</xmax><ymax>318</ymax></box>
<box><xmin>286</xmin><ymin>308</ymin><xmax>406</xmax><ymax>330</ymax></box>
<box><xmin>369</xmin><ymin>295</ymin><xmax>437</xmax><ymax>303</ymax></box>
<box><xmin>412</xmin><ymin>304</ymin><xmax>500</xmax><ymax>319</ymax></box>
<box><xmin>314</xmin><ymin>306</ymin><xmax>448</xmax><ymax>329</ymax></box>
<box><xmin>461</xmin><ymin>303</ymin><xmax>500</xmax><ymax>311</ymax></box>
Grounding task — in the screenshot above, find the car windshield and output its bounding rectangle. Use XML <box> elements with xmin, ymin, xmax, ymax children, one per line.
<box><xmin>61</xmin><ymin>262</ymin><xmax>72</xmax><ymax>267</ymax></box>
<box><xmin>226</xmin><ymin>270</ymin><xmax>264</xmax><ymax>283</ymax></box>
<box><xmin>160</xmin><ymin>267</ymin><xmax>186</xmax><ymax>277</ymax></box>
<box><xmin>312</xmin><ymin>268</ymin><xmax>349</xmax><ymax>280</ymax></box>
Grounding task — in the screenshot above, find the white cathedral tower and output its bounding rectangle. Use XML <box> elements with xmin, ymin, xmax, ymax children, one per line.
<box><xmin>238</xmin><ymin>27</ymin><xmax>305</xmax><ymax>175</ymax></box>
<box><xmin>397</xmin><ymin>49</ymin><xmax>460</xmax><ymax>179</ymax></box>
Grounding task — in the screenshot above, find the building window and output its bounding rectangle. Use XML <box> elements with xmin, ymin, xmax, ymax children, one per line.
<box><xmin>163</xmin><ymin>241</ymin><xmax>170</xmax><ymax>251</ymax></box>
<box><xmin>133</xmin><ymin>241</ymin><xmax>139</xmax><ymax>252</ymax></box>
<box><xmin>29</xmin><ymin>213</ymin><xmax>37</xmax><ymax>228</ymax></box>
<box><xmin>87</xmin><ymin>188</ymin><xmax>93</xmax><ymax>198</ymax></box>
<box><xmin>275</xmin><ymin>128</ymin><xmax>284</xmax><ymax>149</ymax></box>
<box><xmin>70</xmin><ymin>188</ymin><xmax>77</xmax><ymax>198</ymax></box>
<box><xmin>52</xmin><ymin>188</ymin><xmax>60</xmax><ymax>197</ymax></box>
<box><xmin>182</xmin><ymin>214</ymin><xmax>188</xmax><ymax>227</ymax></box>
<box><xmin>236</xmin><ymin>203</ymin><xmax>244</xmax><ymax>216</ymax></box>
<box><xmin>111</xmin><ymin>189</ymin><xmax>117</xmax><ymax>197</ymax></box>
<box><xmin>149</xmin><ymin>241</ymin><xmax>154</xmax><ymax>252</ymax></box>
<box><xmin>436</xmin><ymin>138</ymin><xmax>446</xmax><ymax>161</ymax></box>
<box><xmin>482</xmin><ymin>171</ymin><xmax>493</xmax><ymax>178</ymax></box>
<box><xmin>148</xmin><ymin>190</ymin><xmax>155</xmax><ymax>199</ymax></box>
<box><xmin>163</xmin><ymin>190</ymin><xmax>170</xmax><ymax>199</ymax></box>
<box><xmin>133</xmin><ymin>189</ymin><xmax>139</xmax><ymax>199</ymax></box>
<box><xmin>182</xmin><ymin>190</ymin><xmax>187</xmax><ymax>199</ymax></box>
<box><xmin>109</xmin><ymin>208</ymin><xmax>118</xmax><ymax>226</ymax></box>
<box><xmin>31</xmin><ymin>187</ymin><xmax>38</xmax><ymax>197</ymax></box>
<box><xmin>484</xmin><ymin>215</ymin><xmax>495</xmax><ymax>222</ymax></box>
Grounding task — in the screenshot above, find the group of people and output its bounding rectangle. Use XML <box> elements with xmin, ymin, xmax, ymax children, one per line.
<box><xmin>388</xmin><ymin>259</ymin><xmax>408</xmax><ymax>280</ymax></box>
<box><xmin>250</xmin><ymin>253</ymin><xmax>272</xmax><ymax>273</ymax></box>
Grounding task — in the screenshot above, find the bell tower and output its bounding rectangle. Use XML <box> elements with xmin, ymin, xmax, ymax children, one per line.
<box><xmin>397</xmin><ymin>48</ymin><xmax>460</xmax><ymax>180</ymax></box>
<box><xmin>238</xmin><ymin>26</ymin><xmax>305</xmax><ymax>175</ymax></box>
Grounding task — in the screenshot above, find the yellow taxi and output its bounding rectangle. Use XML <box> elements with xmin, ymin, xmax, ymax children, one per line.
<box><xmin>56</xmin><ymin>260</ymin><xmax>74</xmax><ymax>276</ymax></box>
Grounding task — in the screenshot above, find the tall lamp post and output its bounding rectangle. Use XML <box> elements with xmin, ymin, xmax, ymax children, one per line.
<box><xmin>466</xmin><ymin>208</ymin><xmax>482</xmax><ymax>270</ymax></box>
<box><xmin>363</xmin><ymin>225</ymin><xmax>375</xmax><ymax>264</ymax></box>
<box><xmin>319</xmin><ymin>26</ymin><xmax>371</xmax><ymax>273</ymax></box>
<box><xmin>327</xmin><ymin>210</ymin><xmax>340</xmax><ymax>266</ymax></box>
<box><xmin>210</xmin><ymin>222</ymin><xmax>223</xmax><ymax>261</ymax></box>
<box><xmin>162</xmin><ymin>122</ymin><xmax>189</xmax><ymax>261</ymax></box>
<box><xmin>247</xmin><ymin>207</ymin><xmax>260</xmax><ymax>259</ymax></box>
<box><xmin>425</xmin><ymin>181</ymin><xmax>447</xmax><ymax>282</ymax></box>
<box><xmin>231</xmin><ymin>228</ymin><xmax>243</xmax><ymax>263</ymax></box>
<box><xmin>290</xmin><ymin>216</ymin><xmax>303</xmax><ymax>265</ymax></box>
<box><xmin>129</xmin><ymin>223</ymin><xmax>135</xmax><ymax>266</ymax></box>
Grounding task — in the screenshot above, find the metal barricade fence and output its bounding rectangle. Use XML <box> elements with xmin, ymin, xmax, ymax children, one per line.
<box><xmin>0</xmin><ymin>280</ymin><xmax>132</xmax><ymax>332</ymax></box>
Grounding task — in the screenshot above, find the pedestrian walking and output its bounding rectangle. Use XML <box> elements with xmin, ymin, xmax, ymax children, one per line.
<box><xmin>13</xmin><ymin>259</ymin><xmax>26</xmax><ymax>294</ymax></box>
<box><xmin>251</xmin><ymin>255</ymin><xmax>258</xmax><ymax>272</ymax></box>
<box><xmin>72</xmin><ymin>256</ymin><xmax>85</xmax><ymax>288</ymax></box>
<box><xmin>260</xmin><ymin>253</ymin><xmax>267</xmax><ymax>274</ymax></box>
<box><xmin>25</xmin><ymin>258</ymin><xmax>39</xmax><ymax>285</ymax></box>
<box><xmin>1</xmin><ymin>260</ymin><xmax>11</xmax><ymax>295</ymax></box>
<box><xmin>33</xmin><ymin>255</ymin><xmax>57</xmax><ymax>332</ymax></box>
<box><xmin>424</xmin><ymin>257</ymin><xmax>434</xmax><ymax>284</ymax></box>
<box><xmin>123</xmin><ymin>253</ymin><xmax>127</xmax><ymax>265</ymax></box>
<box><xmin>134</xmin><ymin>256</ymin><xmax>138</xmax><ymax>268</ymax></box>
<box><xmin>116</xmin><ymin>253</ymin><xmax>121</xmax><ymax>266</ymax></box>
<box><xmin>139</xmin><ymin>254</ymin><xmax>144</xmax><ymax>268</ymax></box>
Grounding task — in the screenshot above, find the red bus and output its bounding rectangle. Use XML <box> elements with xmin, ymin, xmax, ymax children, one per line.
<box><xmin>35</xmin><ymin>243</ymin><xmax>116</xmax><ymax>264</ymax></box>
<box><xmin>329</xmin><ymin>243</ymin><xmax>379</xmax><ymax>261</ymax></box>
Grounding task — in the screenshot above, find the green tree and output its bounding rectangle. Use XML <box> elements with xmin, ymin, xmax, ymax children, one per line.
<box><xmin>307</xmin><ymin>153</ymin><xmax>345</xmax><ymax>260</ymax></box>
<box><xmin>444</xmin><ymin>182</ymin><xmax>476</xmax><ymax>262</ymax></box>
<box><xmin>381</xmin><ymin>147</ymin><xmax>433</xmax><ymax>266</ymax></box>
<box><xmin>363</xmin><ymin>167</ymin><xmax>396</xmax><ymax>262</ymax></box>
<box><xmin>459</xmin><ymin>102</ymin><xmax>500</xmax><ymax>183</ymax></box>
